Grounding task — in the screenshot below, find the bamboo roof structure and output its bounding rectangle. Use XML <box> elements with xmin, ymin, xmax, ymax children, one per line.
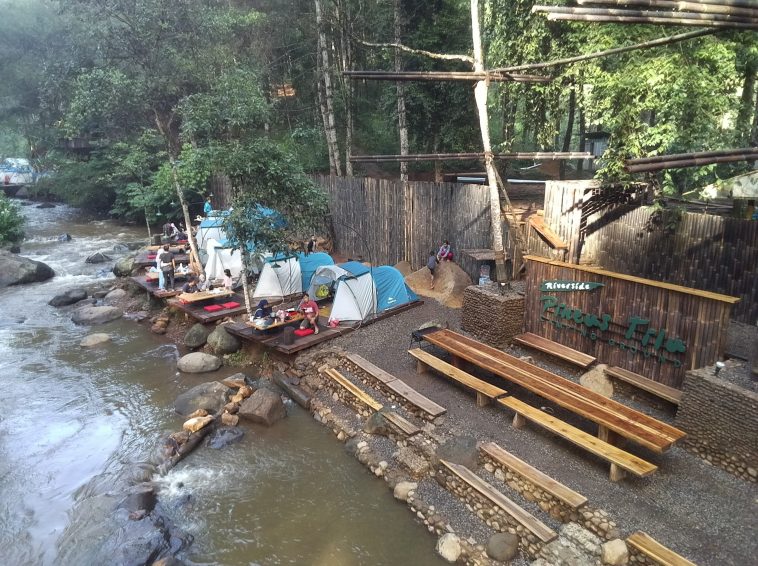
<box><xmin>533</xmin><ymin>2</ymin><xmax>758</xmax><ymax>30</ymax></box>
<box><xmin>624</xmin><ymin>148</ymin><xmax>758</xmax><ymax>173</ymax></box>
<box><xmin>343</xmin><ymin>71</ymin><xmax>551</xmax><ymax>83</ymax></box>
<box><xmin>350</xmin><ymin>152</ymin><xmax>593</xmax><ymax>163</ymax></box>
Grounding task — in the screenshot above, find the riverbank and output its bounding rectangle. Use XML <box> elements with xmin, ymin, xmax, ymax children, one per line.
<box><xmin>111</xmin><ymin>275</ymin><xmax>756</xmax><ymax>565</ymax></box>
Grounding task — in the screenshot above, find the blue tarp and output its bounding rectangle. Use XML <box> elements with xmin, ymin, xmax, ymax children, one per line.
<box><xmin>373</xmin><ymin>266</ymin><xmax>418</xmax><ymax>312</ymax></box>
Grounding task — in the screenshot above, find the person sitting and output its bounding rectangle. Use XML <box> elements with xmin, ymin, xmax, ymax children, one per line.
<box><xmin>437</xmin><ymin>240</ymin><xmax>453</xmax><ymax>262</ymax></box>
<box><xmin>197</xmin><ymin>273</ymin><xmax>211</xmax><ymax>291</ymax></box>
<box><xmin>181</xmin><ymin>276</ymin><xmax>199</xmax><ymax>294</ymax></box>
<box><xmin>298</xmin><ymin>292</ymin><xmax>320</xmax><ymax>334</ymax></box>
<box><xmin>162</xmin><ymin>221</ymin><xmax>173</xmax><ymax>241</ymax></box>
<box><xmin>253</xmin><ymin>299</ymin><xmax>271</xmax><ymax>319</ymax></box>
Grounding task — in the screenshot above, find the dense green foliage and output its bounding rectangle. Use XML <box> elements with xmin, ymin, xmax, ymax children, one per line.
<box><xmin>0</xmin><ymin>0</ymin><xmax>755</xmax><ymax>234</ymax></box>
<box><xmin>0</xmin><ymin>193</ymin><xmax>24</xmax><ymax>244</ymax></box>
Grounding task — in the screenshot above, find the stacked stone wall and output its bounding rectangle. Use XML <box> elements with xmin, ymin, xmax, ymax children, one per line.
<box><xmin>480</xmin><ymin>452</ymin><xmax>620</xmax><ymax>542</ymax></box>
<box><xmin>434</xmin><ymin>464</ymin><xmax>547</xmax><ymax>559</ymax></box>
<box><xmin>461</xmin><ymin>285</ymin><xmax>525</xmax><ymax>348</ymax></box>
<box><xmin>676</xmin><ymin>369</ymin><xmax>758</xmax><ymax>482</ymax></box>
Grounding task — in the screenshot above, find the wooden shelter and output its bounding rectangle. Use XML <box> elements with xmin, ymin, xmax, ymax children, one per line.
<box><xmin>523</xmin><ymin>256</ymin><xmax>739</xmax><ymax>388</ymax></box>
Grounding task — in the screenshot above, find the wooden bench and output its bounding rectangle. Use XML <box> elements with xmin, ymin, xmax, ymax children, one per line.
<box><xmin>497</xmin><ymin>396</ymin><xmax>657</xmax><ymax>481</ymax></box>
<box><xmin>480</xmin><ymin>442</ymin><xmax>587</xmax><ymax>510</ymax></box>
<box><xmin>424</xmin><ymin>329</ymin><xmax>685</xmax><ymax>454</ymax></box>
<box><xmin>513</xmin><ymin>332</ymin><xmax>596</xmax><ymax>369</ymax></box>
<box><xmin>409</xmin><ymin>348</ymin><xmax>508</xmax><ymax>407</ymax></box>
<box><xmin>626</xmin><ymin>531</ymin><xmax>697</xmax><ymax>566</ymax></box>
<box><xmin>345</xmin><ymin>353</ymin><xmax>447</xmax><ymax>420</ymax></box>
<box><xmin>440</xmin><ymin>459</ymin><xmax>558</xmax><ymax>543</ymax></box>
<box><xmin>605</xmin><ymin>366</ymin><xmax>682</xmax><ymax>405</ymax></box>
<box><xmin>323</xmin><ymin>368</ymin><xmax>420</xmax><ymax>437</ymax></box>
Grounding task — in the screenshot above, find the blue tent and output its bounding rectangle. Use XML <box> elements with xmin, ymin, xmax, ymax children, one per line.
<box><xmin>373</xmin><ymin>266</ymin><xmax>419</xmax><ymax>312</ymax></box>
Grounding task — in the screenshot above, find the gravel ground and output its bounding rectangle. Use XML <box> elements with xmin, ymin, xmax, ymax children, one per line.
<box><xmin>328</xmin><ymin>299</ymin><xmax>758</xmax><ymax>566</ymax></box>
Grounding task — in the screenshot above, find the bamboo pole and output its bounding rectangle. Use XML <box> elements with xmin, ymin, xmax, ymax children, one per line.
<box><xmin>576</xmin><ymin>0</ymin><xmax>758</xmax><ymax>19</ymax></box>
<box><xmin>545</xmin><ymin>13</ymin><xmax>758</xmax><ymax>29</ymax></box>
<box><xmin>533</xmin><ymin>5</ymin><xmax>758</xmax><ymax>24</ymax></box>
<box><xmin>627</xmin><ymin>147</ymin><xmax>758</xmax><ymax>164</ymax></box>
<box><xmin>491</xmin><ymin>28</ymin><xmax>718</xmax><ymax>73</ymax></box>
<box><xmin>626</xmin><ymin>153</ymin><xmax>758</xmax><ymax>172</ymax></box>
<box><xmin>349</xmin><ymin>151</ymin><xmax>593</xmax><ymax>162</ymax></box>
<box><xmin>343</xmin><ymin>70</ymin><xmax>552</xmax><ymax>83</ymax></box>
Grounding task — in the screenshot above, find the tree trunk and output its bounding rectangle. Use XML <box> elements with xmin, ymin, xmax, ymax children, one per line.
<box><xmin>316</xmin><ymin>63</ymin><xmax>336</xmax><ymax>176</ymax></box>
<box><xmin>153</xmin><ymin>109</ymin><xmax>201</xmax><ymax>273</ymax></box>
<box><xmin>736</xmin><ymin>56</ymin><xmax>757</xmax><ymax>146</ymax></box>
<box><xmin>337</xmin><ymin>0</ymin><xmax>354</xmax><ymax>177</ymax></box>
<box><xmin>315</xmin><ymin>0</ymin><xmax>342</xmax><ymax>176</ymax></box>
<box><xmin>395</xmin><ymin>0</ymin><xmax>409</xmax><ymax>184</ymax></box>
<box><xmin>239</xmin><ymin>245</ymin><xmax>253</xmax><ymax>317</ymax></box>
<box><xmin>500</xmin><ymin>88</ymin><xmax>517</xmax><ymax>152</ymax></box>
<box><xmin>470</xmin><ymin>0</ymin><xmax>507</xmax><ymax>281</ymax></box>
<box><xmin>577</xmin><ymin>104</ymin><xmax>587</xmax><ymax>173</ymax></box>
<box><xmin>559</xmin><ymin>85</ymin><xmax>576</xmax><ymax>179</ymax></box>
<box><xmin>144</xmin><ymin>205</ymin><xmax>152</xmax><ymax>240</ymax></box>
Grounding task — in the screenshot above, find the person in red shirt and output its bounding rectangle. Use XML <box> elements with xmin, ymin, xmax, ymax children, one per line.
<box><xmin>298</xmin><ymin>293</ymin><xmax>320</xmax><ymax>334</ymax></box>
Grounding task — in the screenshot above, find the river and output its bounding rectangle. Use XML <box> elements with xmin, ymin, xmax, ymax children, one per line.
<box><xmin>0</xmin><ymin>202</ymin><xmax>442</xmax><ymax>565</ymax></box>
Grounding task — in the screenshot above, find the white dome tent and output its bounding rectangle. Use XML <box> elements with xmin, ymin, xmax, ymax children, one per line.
<box><xmin>252</xmin><ymin>255</ymin><xmax>302</xmax><ymax>301</ymax></box>
<box><xmin>203</xmin><ymin>238</ymin><xmax>244</xmax><ymax>281</ymax></box>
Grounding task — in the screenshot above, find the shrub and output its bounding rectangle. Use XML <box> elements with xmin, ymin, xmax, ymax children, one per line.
<box><xmin>0</xmin><ymin>193</ymin><xmax>24</xmax><ymax>244</ymax></box>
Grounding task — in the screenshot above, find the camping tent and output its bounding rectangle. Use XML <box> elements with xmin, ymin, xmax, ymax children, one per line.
<box><xmin>308</xmin><ymin>262</ymin><xmax>418</xmax><ymax>323</ymax></box>
<box><xmin>204</xmin><ymin>238</ymin><xmax>243</xmax><ymax>281</ymax></box>
<box><xmin>253</xmin><ymin>252</ymin><xmax>334</xmax><ymax>300</ymax></box>
<box><xmin>196</xmin><ymin>213</ymin><xmax>229</xmax><ymax>251</ymax></box>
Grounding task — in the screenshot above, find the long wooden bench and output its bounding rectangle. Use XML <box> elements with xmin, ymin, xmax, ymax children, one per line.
<box><xmin>440</xmin><ymin>459</ymin><xmax>558</xmax><ymax>543</ymax></box>
<box><xmin>345</xmin><ymin>353</ymin><xmax>447</xmax><ymax>420</ymax></box>
<box><xmin>604</xmin><ymin>366</ymin><xmax>682</xmax><ymax>405</ymax></box>
<box><xmin>480</xmin><ymin>442</ymin><xmax>587</xmax><ymax>509</ymax></box>
<box><xmin>626</xmin><ymin>531</ymin><xmax>697</xmax><ymax>566</ymax></box>
<box><xmin>513</xmin><ymin>332</ymin><xmax>596</xmax><ymax>369</ymax></box>
<box><xmin>409</xmin><ymin>348</ymin><xmax>508</xmax><ymax>407</ymax></box>
<box><xmin>424</xmin><ymin>329</ymin><xmax>685</xmax><ymax>453</ymax></box>
<box><xmin>497</xmin><ymin>396</ymin><xmax>658</xmax><ymax>481</ymax></box>
<box><xmin>323</xmin><ymin>368</ymin><xmax>420</xmax><ymax>436</ymax></box>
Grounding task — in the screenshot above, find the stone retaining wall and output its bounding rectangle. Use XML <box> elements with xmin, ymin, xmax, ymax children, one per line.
<box><xmin>461</xmin><ymin>285</ymin><xmax>525</xmax><ymax>348</ymax></box>
<box><xmin>434</xmin><ymin>464</ymin><xmax>546</xmax><ymax>559</ymax></box>
<box><xmin>676</xmin><ymin>368</ymin><xmax>758</xmax><ymax>482</ymax></box>
<box><xmin>341</xmin><ymin>358</ymin><xmax>442</xmax><ymax>421</ymax></box>
<box><xmin>479</xmin><ymin>452</ymin><xmax>619</xmax><ymax>542</ymax></box>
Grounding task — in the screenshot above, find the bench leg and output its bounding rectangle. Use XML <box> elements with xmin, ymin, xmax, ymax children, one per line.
<box><xmin>597</xmin><ymin>425</ymin><xmax>618</xmax><ymax>446</ymax></box>
<box><xmin>451</xmin><ymin>355</ymin><xmax>463</xmax><ymax>369</ymax></box>
<box><xmin>476</xmin><ymin>392</ymin><xmax>490</xmax><ymax>407</ymax></box>
<box><xmin>416</xmin><ymin>359</ymin><xmax>428</xmax><ymax>374</ymax></box>
<box><xmin>609</xmin><ymin>463</ymin><xmax>627</xmax><ymax>482</ymax></box>
<box><xmin>512</xmin><ymin>412</ymin><xmax>526</xmax><ymax>429</ymax></box>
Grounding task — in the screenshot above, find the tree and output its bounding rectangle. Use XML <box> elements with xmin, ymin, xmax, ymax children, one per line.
<box><xmin>0</xmin><ymin>192</ymin><xmax>24</xmax><ymax>245</ymax></box>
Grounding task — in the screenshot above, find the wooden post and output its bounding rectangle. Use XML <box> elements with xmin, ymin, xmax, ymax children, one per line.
<box><xmin>598</xmin><ymin>425</ymin><xmax>619</xmax><ymax>445</ymax></box>
<box><xmin>416</xmin><ymin>359</ymin><xmax>427</xmax><ymax>374</ymax></box>
<box><xmin>451</xmin><ymin>355</ymin><xmax>463</xmax><ymax>369</ymax></box>
<box><xmin>609</xmin><ymin>463</ymin><xmax>627</xmax><ymax>482</ymax></box>
<box><xmin>476</xmin><ymin>392</ymin><xmax>490</xmax><ymax>407</ymax></box>
<box><xmin>512</xmin><ymin>412</ymin><xmax>527</xmax><ymax>429</ymax></box>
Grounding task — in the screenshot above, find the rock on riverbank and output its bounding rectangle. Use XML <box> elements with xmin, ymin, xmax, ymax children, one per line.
<box><xmin>0</xmin><ymin>250</ymin><xmax>55</xmax><ymax>287</ymax></box>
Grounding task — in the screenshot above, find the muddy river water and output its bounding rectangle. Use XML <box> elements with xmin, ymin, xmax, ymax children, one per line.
<box><xmin>0</xmin><ymin>203</ymin><xmax>442</xmax><ymax>565</ymax></box>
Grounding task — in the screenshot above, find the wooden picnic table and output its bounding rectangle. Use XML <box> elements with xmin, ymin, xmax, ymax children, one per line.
<box><xmin>177</xmin><ymin>289</ymin><xmax>234</xmax><ymax>304</ymax></box>
<box><xmin>246</xmin><ymin>305</ymin><xmax>331</xmax><ymax>331</ymax></box>
<box><xmin>423</xmin><ymin>329</ymin><xmax>685</xmax><ymax>454</ymax></box>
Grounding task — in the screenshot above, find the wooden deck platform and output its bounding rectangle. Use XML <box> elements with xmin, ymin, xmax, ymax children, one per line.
<box><xmin>129</xmin><ymin>275</ymin><xmax>181</xmax><ymax>298</ymax></box>
<box><xmin>225</xmin><ymin>299</ymin><xmax>424</xmax><ymax>355</ymax></box>
<box><xmin>166</xmin><ymin>293</ymin><xmax>247</xmax><ymax>323</ymax></box>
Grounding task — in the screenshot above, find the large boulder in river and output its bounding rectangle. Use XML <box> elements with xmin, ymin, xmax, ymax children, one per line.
<box><xmin>85</xmin><ymin>252</ymin><xmax>111</xmax><ymax>264</ymax></box>
<box><xmin>113</xmin><ymin>253</ymin><xmax>138</xmax><ymax>277</ymax></box>
<box><xmin>49</xmin><ymin>288</ymin><xmax>88</xmax><ymax>307</ymax></box>
<box><xmin>177</xmin><ymin>352</ymin><xmax>222</xmax><ymax>373</ymax></box>
<box><xmin>0</xmin><ymin>250</ymin><xmax>55</xmax><ymax>287</ymax></box>
<box><xmin>174</xmin><ymin>381</ymin><xmax>232</xmax><ymax>416</ymax></box>
<box><xmin>71</xmin><ymin>305</ymin><xmax>123</xmax><ymax>325</ymax></box>
<box><xmin>238</xmin><ymin>388</ymin><xmax>287</xmax><ymax>427</ymax></box>
<box><xmin>206</xmin><ymin>325</ymin><xmax>241</xmax><ymax>355</ymax></box>
<box><xmin>104</xmin><ymin>288</ymin><xmax>127</xmax><ymax>302</ymax></box>
<box><xmin>184</xmin><ymin>323</ymin><xmax>212</xmax><ymax>349</ymax></box>
<box><xmin>80</xmin><ymin>333</ymin><xmax>111</xmax><ymax>347</ymax></box>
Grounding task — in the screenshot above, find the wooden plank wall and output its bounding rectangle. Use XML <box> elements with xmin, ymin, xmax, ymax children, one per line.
<box><xmin>523</xmin><ymin>257</ymin><xmax>737</xmax><ymax>388</ymax></box>
<box><xmin>541</xmin><ymin>181</ymin><xmax>756</xmax><ymax>324</ymax></box>
<box><xmin>315</xmin><ymin>175</ymin><xmax>494</xmax><ymax>282</ymax></box>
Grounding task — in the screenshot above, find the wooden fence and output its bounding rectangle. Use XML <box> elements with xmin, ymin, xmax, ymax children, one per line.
<box><xmin>315</xmin><ymin>175</ymin><xmax>494</xmax><ymax>282</ymax></box>
<box><xmin>541</xmin><ymin>180</ymin><xmax>757</xmax><ymax>324</ymax></box>
<box><xmin>523</xmin><ymin>256</ymin><xmax>740</xmax><ymax>388</ymax></box>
